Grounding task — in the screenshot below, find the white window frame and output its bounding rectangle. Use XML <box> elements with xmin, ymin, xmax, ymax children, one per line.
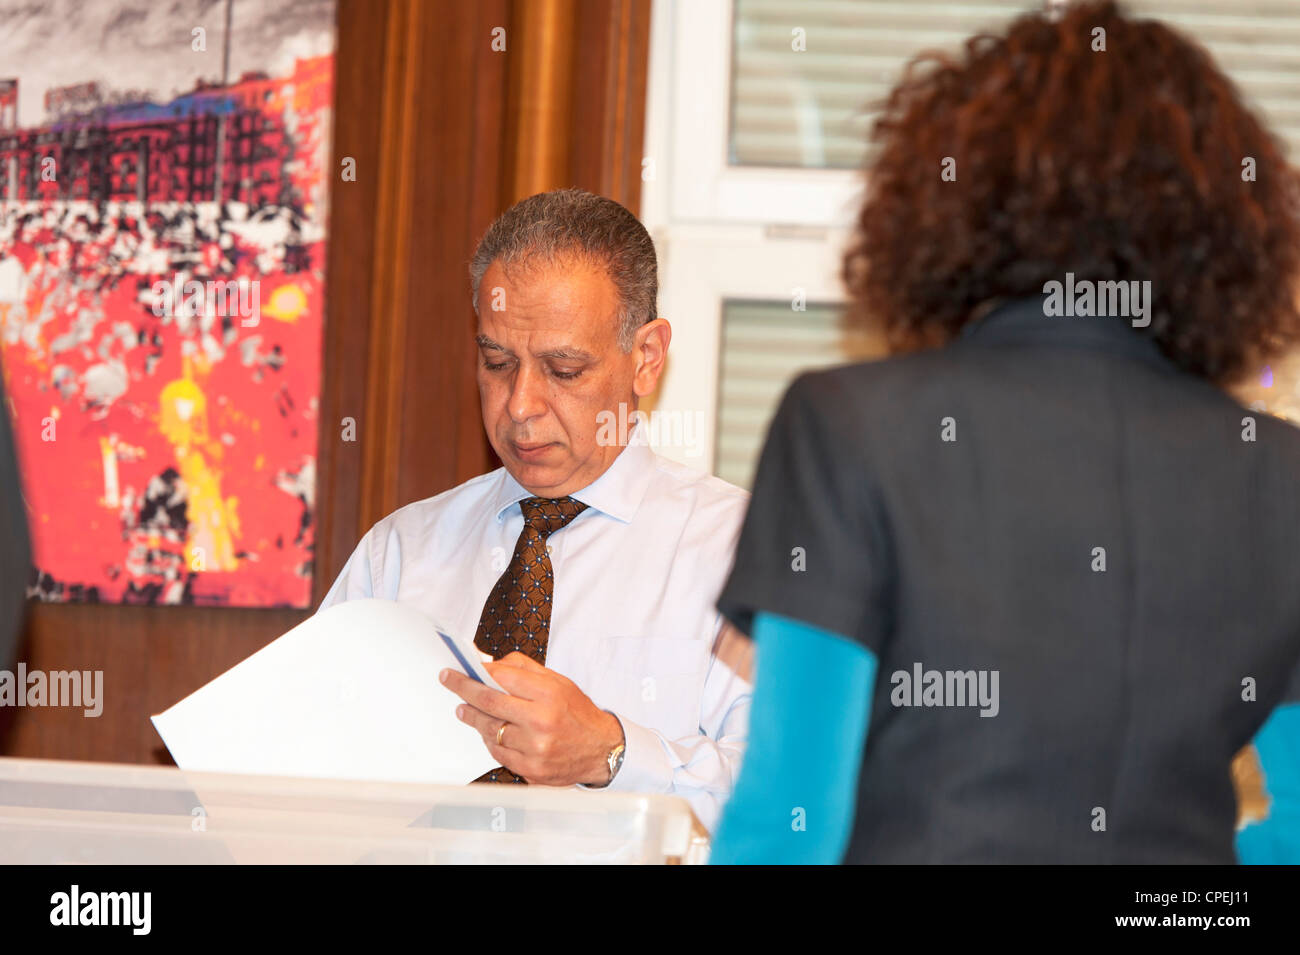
<box><xmin>642</xmin><ymin>0</ymin><xmax>854</xmax><ymax>474</ymax></box>
<box><xmin>660</xmin><ymin>0</ymin><xmax>863</xmax><ymax>228</ymax></box>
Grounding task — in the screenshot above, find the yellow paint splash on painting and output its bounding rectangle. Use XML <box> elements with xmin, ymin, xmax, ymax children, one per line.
<box><xmin>261</xmin><ymin>283</ymin><xmax>308</xmax><ymax>323</ymax></box>
<box><xmin>159</xmin><ymin>359</ymin><xmax>239</xmax><ymax>573</ymax></box>
<box><xmin>99</xmin><ymin>436</ymin><xmax>120</xmax><ymax>508</ymax></box>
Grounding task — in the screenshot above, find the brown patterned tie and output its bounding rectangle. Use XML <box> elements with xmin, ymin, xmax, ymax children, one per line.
<box><xmin>471</xmin><ymin>495</ymin><xmax>588</xmax><ymax>784</ymax></box>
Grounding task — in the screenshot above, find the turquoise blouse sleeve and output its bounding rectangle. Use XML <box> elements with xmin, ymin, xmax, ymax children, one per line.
<box><xmin>1236</xmin><ymin>701</ymin><xmax>1300</xmax><ymax>864</ymax></box>
<box><xmin>709</xmin><ymin>610</ymin><xmax>877</xmax><ymax>864</ymax></box>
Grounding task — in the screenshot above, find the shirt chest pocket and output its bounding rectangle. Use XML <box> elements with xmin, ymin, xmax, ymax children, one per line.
<box><xmin>589</xmin><ymin>634</ymin><xmax>711</xmax><ymax>740</ymax></box>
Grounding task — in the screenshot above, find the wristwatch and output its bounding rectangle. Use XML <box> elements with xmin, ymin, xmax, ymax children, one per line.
<box><xmin>582</xmin><ymin>710</ymin><xmax>626</xmax><ymax>789</ymax></box>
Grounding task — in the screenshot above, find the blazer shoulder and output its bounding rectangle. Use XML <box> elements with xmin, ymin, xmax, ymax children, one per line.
<box><xmin>1253</xmin><ymin>407</ymin><xmax>1300</xmax><ymax>461</ymax></box>
<box><xmin>783</xmin><ymin>354</ymin><xmax>949</xmax><ymax>440</ymax></box>
<box><xmin>793</xmin><ymin>351</ymin><xmax>952</xmax><ymax>402</ymax></box>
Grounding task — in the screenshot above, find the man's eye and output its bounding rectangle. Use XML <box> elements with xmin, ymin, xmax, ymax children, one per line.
<box><xmin>551</xmin><ymin>368</ymin><xmax>583</xmax><ymax>380</ymax></box>
<box><xmin>483</xmin><ymin>360</ymin><xmax>510</xmax><ymax>372</ymax></box>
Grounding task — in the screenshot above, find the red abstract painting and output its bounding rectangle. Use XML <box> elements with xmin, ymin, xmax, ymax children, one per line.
<box><xmin>0</xmin><ymin>0</ymin><xmax>335</xmax><ymax>607</ymax></box>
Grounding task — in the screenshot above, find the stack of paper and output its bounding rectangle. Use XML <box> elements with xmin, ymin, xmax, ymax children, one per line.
<box><xmin>151</xmin><ymin>599</ymin><xmax>501</xmax><ymax>785</ymax></box>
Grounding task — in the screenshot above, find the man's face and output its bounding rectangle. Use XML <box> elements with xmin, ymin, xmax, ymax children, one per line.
<box><xmin>475</xmin><ymin>255</ymin><xmax>663</xmax><ymax>498</ymax></box>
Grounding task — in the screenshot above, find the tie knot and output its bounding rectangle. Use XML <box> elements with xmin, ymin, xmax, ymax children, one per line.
<box><xmin>520</xmin><ymin>496</ymin><xmax>588</xmax><ymax>537</ymax></box>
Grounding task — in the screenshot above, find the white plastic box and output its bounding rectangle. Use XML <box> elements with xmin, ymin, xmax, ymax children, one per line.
<box><xmin>0</xmin><ymin>757</ymin><xmax>711</xmax><ymax>864</ymax></box>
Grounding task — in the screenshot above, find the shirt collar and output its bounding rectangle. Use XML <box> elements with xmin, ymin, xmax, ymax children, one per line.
<box><xmin>959</xmin><ymin>295</ymin><xmax>1170</xmax><ymax>368</ymax></box>
<box><xmin>491</xmin><ymin>424</ymin><xmax>657</xmax><ymax>525</ymax></box>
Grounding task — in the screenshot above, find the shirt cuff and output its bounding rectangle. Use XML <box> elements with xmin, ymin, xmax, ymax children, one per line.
<box><xmin>598</xmin><ymin>712</ymin><xmax>674</xmax><ymax>795</ymax></box>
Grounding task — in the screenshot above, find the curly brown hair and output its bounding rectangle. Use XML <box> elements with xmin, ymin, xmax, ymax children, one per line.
<box><xmin>842</xmin><ymin>0</ymin><xmax>1300</xmax><ymax>385</ymax></box>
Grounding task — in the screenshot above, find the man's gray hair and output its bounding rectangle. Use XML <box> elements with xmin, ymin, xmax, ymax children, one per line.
<box><xmin>469</xmin><ymin>188</ymin><xmax>658</xmax><ymax>351</ymax></box>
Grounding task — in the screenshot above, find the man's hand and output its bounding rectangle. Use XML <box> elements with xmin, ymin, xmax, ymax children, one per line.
<box><xmin>440</xmin><ymin>653</ymin><xmax>624</xmax><ymax>787</ymax></box>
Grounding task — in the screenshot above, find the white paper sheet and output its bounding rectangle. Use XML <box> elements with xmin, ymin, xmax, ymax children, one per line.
<box><xmin>151</xmin><ymin>599</ymin><xmax>500</xmax><ymax>785</ymax></box>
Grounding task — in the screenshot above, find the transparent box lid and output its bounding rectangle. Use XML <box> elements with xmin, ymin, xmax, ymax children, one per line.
<box><xmin>0</xmin><ymin>757</ymin><xmax>710</xmax><ymax>865</ymax></box>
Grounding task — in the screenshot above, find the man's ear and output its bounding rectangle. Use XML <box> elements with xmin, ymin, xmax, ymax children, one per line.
<box><xmin>632</xmin><ymin>318</ymin><xmax>671</xmax><ymax>398</ymax></box>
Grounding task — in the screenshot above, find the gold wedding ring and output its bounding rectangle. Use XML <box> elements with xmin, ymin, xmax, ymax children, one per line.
<box><xmin>496</xmin><ymin>722</ymin><xmax>508</xmax><ymax>747</ymax></box>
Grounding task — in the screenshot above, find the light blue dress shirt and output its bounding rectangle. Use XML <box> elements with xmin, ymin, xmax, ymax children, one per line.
<box><xmin>319</xmin><ymin>438</ymin><xmax>752</xmax><ymax>831</ymax></box>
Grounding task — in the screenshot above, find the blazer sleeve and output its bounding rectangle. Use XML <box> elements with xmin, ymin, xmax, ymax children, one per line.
<box><xmin>716</xmin><ymin>370</ymin><xmax>890</xmax><ymax>654</ymax></box>
<box><xmin>0</xmin><ymin>375</ymin><xmax>31</xmax><ymax>670</ymax></box>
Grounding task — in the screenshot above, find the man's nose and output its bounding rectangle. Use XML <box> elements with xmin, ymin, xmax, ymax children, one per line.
<box><xmin>507</xmin><ymin>364</ymin><xmax>547</xmax><ymax>423</ymax></box>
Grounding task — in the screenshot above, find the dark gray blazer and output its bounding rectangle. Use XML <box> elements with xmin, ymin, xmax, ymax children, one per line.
<box><xmin>0</xmin><ymin>374</ymin><xmax>30</xmax><ymax>671</ymax></box>
<box><xmin>719</xmin><ymin>296</ymin><xmax>1300</xmax><ymax>863</ymax></box>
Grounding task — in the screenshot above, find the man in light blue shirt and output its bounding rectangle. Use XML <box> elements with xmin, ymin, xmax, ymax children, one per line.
<box><xmin>320</xmin><ymin>189</ymin><xmax>751</xmax><ymax>831</ymax></box>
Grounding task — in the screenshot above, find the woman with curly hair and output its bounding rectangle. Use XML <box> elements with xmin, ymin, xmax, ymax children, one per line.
<box><xmin>711</xmin><ymin>0</ymin><xmax>1300</xmax><ymax>863</ymax></box>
